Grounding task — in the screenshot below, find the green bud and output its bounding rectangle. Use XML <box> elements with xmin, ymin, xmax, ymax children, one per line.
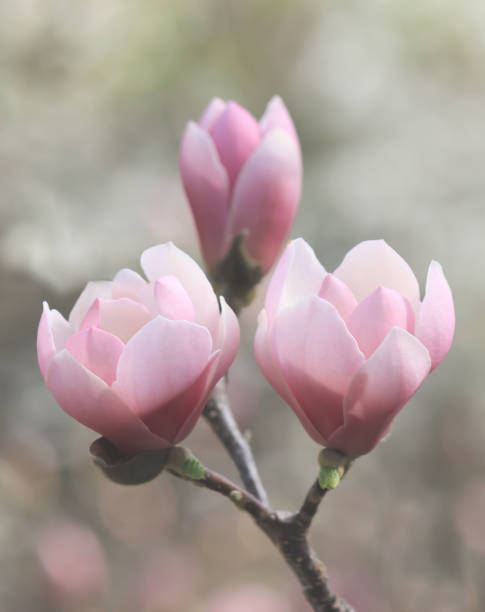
<box><xmin>182</xmin><ymin>456</ymin><xmax>206</xmax><ymax>480</ymax></box>
<box><xmin>318</xmin><ymin>466</ymin><xmax>341</xmax><ymax>490</ymax></box>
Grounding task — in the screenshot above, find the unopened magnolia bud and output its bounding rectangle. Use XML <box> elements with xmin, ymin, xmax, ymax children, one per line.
<box><xmin>90</xmin><ymin>437</ymin><xmax>170</xmax><ymax>485</ymax></box>
<box><xmin>318</xmin><ymin>448</ymin><xmax>349</xmax><ymax>468</ymax></box>
<box><xmin>318</xmin><ymin>466</ymin><xmax>342</xmax><ymax>490</ymax></box>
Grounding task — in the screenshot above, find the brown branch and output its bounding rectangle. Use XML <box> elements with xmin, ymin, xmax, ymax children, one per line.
<box><xmin>169</xmin><ymin>465</ymin><xmax>354</xmax><ymax>612</ymax></box>
<box><xmin>203</xmin><ymin>380</ymin><xmax>269</xmax><ymax>507</ymax></box>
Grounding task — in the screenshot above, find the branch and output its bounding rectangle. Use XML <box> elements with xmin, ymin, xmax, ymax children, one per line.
<box><xmin>203</xmin><ymin>380</ymin><xmax>269</xmax><ymax>507</ymax></box>
<box><xmin>169</xmin><ymin>465</ymin><xmax>354</xmax><ymax>612</ymax></box>
<box><xmin>293</xmin><ymin>479</ymin><xmax>330</xmax><ymax>532</ymax></box>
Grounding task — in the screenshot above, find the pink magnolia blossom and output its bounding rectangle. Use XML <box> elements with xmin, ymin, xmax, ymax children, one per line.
<box><xmin>37</xmin><ymin>243</ymin><xmax>239</xmax><ymax>455</ymax></box>
<box><xmin>255</xmin><ymin>239</ymin><xmax>454</xmax><ymax>457</ymax></box>
<box><xmin>179</xmin><ymin>96</ymin><xmax>301</xmax><ymax>273</ymax></box>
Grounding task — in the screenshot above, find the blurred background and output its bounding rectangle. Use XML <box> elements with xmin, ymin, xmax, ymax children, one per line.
<box><xmin>1</xmin><ymin>0</ymin><xmax>484</xmax><ymax>610</ymax></box>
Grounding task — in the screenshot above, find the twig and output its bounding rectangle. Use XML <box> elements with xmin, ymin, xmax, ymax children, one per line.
<box><xmin>203</xmin><ymin>380</ymin><xmax>269</xmax><ymax>507</ymax></box>
<box><xmin>169</xmin><ymin>465</ymin><xmax>354</xmax><ymax>612</ymax></box>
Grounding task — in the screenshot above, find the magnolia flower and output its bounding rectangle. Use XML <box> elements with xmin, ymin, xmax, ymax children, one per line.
<box><xmin>179</xmin><ymin>96</ymin><xmax>301</xmax><ymax>273</ymax></box>
<box><xmin>255</xmin><ymin>239</ymin><xmax>455</xmax><ymax>457</ymax></box>
<box><xmin>37</xmin><ymin>243</ymin><xmax>239</xmax><ymax>454</ymax></box>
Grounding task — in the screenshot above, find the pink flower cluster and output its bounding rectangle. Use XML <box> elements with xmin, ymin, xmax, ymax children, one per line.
<box><xmin>37</xmin><ymin>95</ymin><xmax>455</xmax><ymax>458</ymax></box>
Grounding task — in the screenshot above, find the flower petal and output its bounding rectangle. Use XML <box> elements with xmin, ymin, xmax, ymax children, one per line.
<box><xmin>68</xmin><ymin>281</ymin><xmax>113</xmax><ymax>331</ymax></box>
<box><xmin>112</xmin><ymin>268</ymin><xmax>156</xmax><ymax>313</ymax></box>
<box><xmin>318</xmin><ymin>274</ymin><xmax>357</xmax><ymax>321</ymax></box>
<box><xmin>154</xmin><ymin>276</ymin><xmax>195</xmax><ymax>322</ymax></box>
<box><xmin>113</xmin><ymin>316</ymin><xmax>212</xmax><ymax>422</ymax></box>
<box><xmin>65</xmin><ymin>328</ymin><xmax>124</xmax><ymax>386</ymax></box>
<box><xmin>46</xmin><ymin>350</ymin><xmax>168</xmax><ymax>454</ymax></box>
<box><xmin>327</xmin><ymin>328</ymin><xmax>431</xmax><ymax>457</ymax></box>
<box><xmin>199</xmin><ymin>97</ymin><xmax>226</xmax><ymax>131</ymax></box>
<box><xmin>37</xmin><ymin>302</ymin><xmax>73</xmax><ymax>378</ymax></box>
<box><xmin>259</xmin><ymin>95</ymin><xmax>299</xmax><ymax>144</ymax></box>
<box><xmin>140</xmin><ymin>242</ymin><xmax>220</xmax><ymax>340</ymax></box>
<box><xmin>179</xmin><ymin>122</ymin><xmax>229</xmax><ymax>268</ymax></box>
<box><xmin>255</xmin><ymin>309</ymin><xmax>326</xmax><ymax>444</ymax></box>
<box><xmin>212</xmin><ymin>296</ymin><xmax>240</xmax><ymax>382</ymax></box>
<box><xmin>346</xmin><ymin>287</ymin><xmax>415</xmax><ymax>358</ymax></box>
<box><xmin>265</xmin><ymin>239</ymin><xmax>326</xmax><ymax>324</ymax></box>
<box><xmin>272</xmin><ymin>296</ymin><xmax>365</xmax><ymax>441</ymax></box>
<box><xmin>227</xmin><ymin>129</ymin><xmax>302</xmax><ymax>273</ymax></box>
<box><xmin>334</xmin><ymin>240</ymin><xmax>420</xmax><ymax>310</ymax></box>
<box><xmin>415</xmin><ymin>261</ymin><xmax>455</xmax><ymax>370</ymax></box>
<box><xmin>140</xmin><ymin>351</ymin><xmax>220</xmax><ymax>444</ymax></box>
<box><xmin>209</xmin><ymin>101</ymin><xmax>261</xmax><ymax>188</ymax></box>
<box><xmin>80</xmin><ymin>298</ymin><xmax>152</xmax><ymax>344</ymax></box>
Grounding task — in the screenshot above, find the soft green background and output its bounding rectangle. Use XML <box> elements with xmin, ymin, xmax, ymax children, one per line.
<box><xmin>1</xmin><ymin>1</ymin><xmax>484</xmax><ymax>610</ymax></box>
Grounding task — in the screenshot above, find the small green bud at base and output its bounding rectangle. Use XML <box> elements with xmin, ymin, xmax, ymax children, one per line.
<box><xmin>318</xmin><ymin>466</ymin><xmax>341</xmax><ymax>490</ymax></box>
<box><xmin>182</xmin><ymin>456</ymin><xmax>206</xmax><ymax>480</ymax></box>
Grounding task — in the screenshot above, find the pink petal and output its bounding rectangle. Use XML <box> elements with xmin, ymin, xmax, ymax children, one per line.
<box><xmin>209</xmin><ymin>101</ymin><xmax>261</xmax><ymax>189</ymax></box>
<box><xmin>80</xmin><ymin>298</ymin><xmax>152</xmax><ymax>344</ymax></box>
<box><xmin>227</xmin><ymin>130</ymin><xmax>302</xmax><ymax>273</ymax></box>
<box><xmin>154</xmin><ymin>276</ymin><xmax>195</xmax><ymax>322</ymax></box>
<box><xmin>212</xmin><ymin>296</ymin><xmax>240</xmax><ymax>382</ymax></box>
<box><xmin>415</xmin><ymin>261</ymin><xmax>455</xmax><ymax>370</ymax></box>
<box><xmin>112</xmin><ymin>268</ymin><xmax>156</xmax><ymax>314</ymax></box>
<box><xmin>46</xmin><ymin>350</ymin><xmax>168</xmax><ymax>454</ymax></box>
<box><xmin>334</xmin><ymin>240</ymin><xmax>420</xmax><ymax>311</ymax></box>
<box><xmin>318</xmin><ymin>274</ymin><xmax>357</xmax><ymax>321</ymax></box>
<box><xmin>265</xmin><ymin>238</ymin><xmax>326</xmax><ymax>324</ymax></box>
<box><xmin>140</xmin><ymin>242</ymin><xmax>220</xmax><ymax>341</ymax></box>
<box><xmin>179</xmin><ymin>123</ymin><xmax>229</xmax><ymax>268</ymax></box>
<box><xmin>272</xmin><ymin>296</ymin><xmax>365</xmax><ymax>441</ymax></box>
<box><xmin>68</xmin><ymin>281</ymin><xmax>112</xmax><ymax>331</ymax></box>
<box><xmin>199</xmin><ymin>97</ymin><xmax>226</xmax><ymax>131</ymax></box>
<box><xmin>65</xmin><ymin>328</ymin><xmax>124</xmax><ymax>386</ymax></box>
<box><xmin>113</xmin><ymin>316</ymin><xmax>212</xmax><ymax>422</ymax></box>
<box><xmin>37</xmin><ymin>302</ymin><xmax>72</xmax><ymax>378</ymax></box>
<box><xmin>259</xmin><ymin>95</ymin><xmax>299</xmax><ymax>144</ymax></box>
<box><xmin>346</xmin><ymin>286</ymin><xmax>415</xmax><ymax>358</ymax></box>
<box><xmin>327</xmin><ymin>328</ymin><xmax>431</xmax><ymax>457</ymax></box>
<box><xmin>141</xmin><ymin>351</ymin><xmax>220</xmax><ymax>444</ymax></box>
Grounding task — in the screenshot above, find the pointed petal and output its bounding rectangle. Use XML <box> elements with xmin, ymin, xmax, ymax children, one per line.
<box><xmin>334</xmin><ymin>240</ymin><xmax>420</xmax><ymax>310</ymax></box>
<box><xmin>140</xmin><ymin>242</ymin><xmax>220</xmax><ymax>340</ymax></box>
<box><xmin>259</xmin><ymin>95</ymin><xmax>299</xmax><ymax>144</ymax></box>
<box><xmin>113</xmin><ymin>316</ymin><xmax>212</xmax><ymax>421</ymax></box>
<box><xmin>327</xmin><ymin>328</ymin><xmax>431</xmax><ymax>457</ymax></box>
<box><xmin>199</xmin><ymin>97</ymin><xmax>226</xmax><ymax>131</ymax></box>
<box><xmin>46</xmin><ymin>350</ymin><xmax>168</xmax><ymax>454</ymax></box>
<box><xmin>228</xmin><ymin>129</ymin><xmax>302</xmax><ymax>273</ymax></box>
<box><xmin>141</xmin><ymin>351</ymin><xmax>220</xmax><ymax>444</ymax></box>
<box><xmin>179</xmin><ymin>122</ymin><xmax>229</xmax><ymax>268</ymax></box>
<box><xmin>415</xmin><ymin>261</ymin><xmax>455</xmax><ymax>370</ymax></box>
<box><xmin>112</xmin><ymin>268</ymin><xmax>156</xmax><ymax>313</ymax></box>
<box><xmin>37</xmin><ymin>302</ymin><xmax>73</xmax><ymax>378</ymax></box>
<box><xmin>272</xmin><ymin>296</ymin><xmax>364</xmax><ymax>441</ymax></box>
<box><xmin>209</xmin><ymin>101</ymin><xmax>261</xmax><ymax>188</ymax></box>
<box><xmin>347</xmin><ymin>287</ymin><xmax>415</xmax><ymax>358</ymax></box>
<box><xmin>80</xmin><ymin>298</ymin><xmax>152</xmax><ymax>344</ymax></box>
<box><xmin>65</xmin><ymin>328</ymin><xmax>124</xmax><ymax>386</ymax></box>
<box><xmin>318</xmin><ymin>274</ymin><xmax>357</xmax><ymax>321</ymax></box>
<box><xmin>68</xmin><ymin>281</ymin><xmax>112</xmax><ymax>331</ymax></box>
<box><xmin>154</xmin><ymin>276</ymin><xmax>195</xmax><ymax>322</ymax></box>
<box><xmin>212</xmin><ymin>297</ymin><xmax>240</xmax><ymax>382</ymax></box>
<box><xmin>265</xmin><ymin>238</ymin><xmax>326</xmax><ymax>323</ymax></box>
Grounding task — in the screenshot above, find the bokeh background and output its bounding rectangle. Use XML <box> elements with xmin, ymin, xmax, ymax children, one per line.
<box><xmin>1</xmin><ymin>1</ymin><xmax>484</xmax><ymax>610</ymax></box>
